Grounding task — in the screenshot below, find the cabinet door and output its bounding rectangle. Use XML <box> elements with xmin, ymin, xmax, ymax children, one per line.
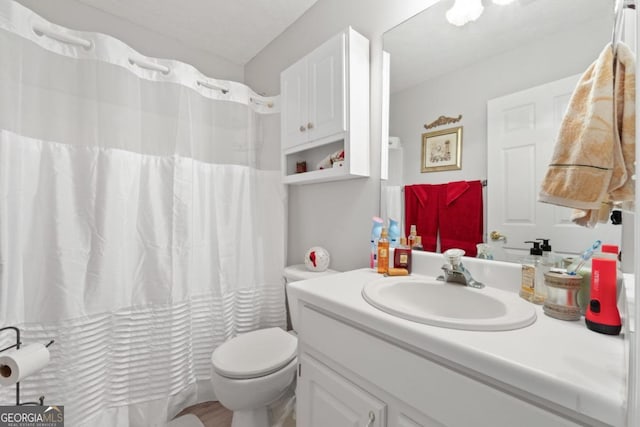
<box><xmin>298</xmin><ymin>352</ymin><xmax>386</xmax><ymax>427</ymax></box>
<box><xmin>281</xmin><ymin>58</ymin><xmax>309</xmax><ymax>148</ymax></box>
<box><xmin>307</xmin><ymin>32</ymin><xmax>346</xmax><ymax>142</ymax></box>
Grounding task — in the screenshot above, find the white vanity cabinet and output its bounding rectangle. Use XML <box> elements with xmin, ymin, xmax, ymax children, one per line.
<box><xmin>280</xmin><ymin>27</ymin><xmax>369</xmax><ymax>184</ymax></box>
<box><xmin>296</xmin><ymin>304</ymin><xmax>588</xmax><ymax>427</ymax></box>
<box><xmin>297</xmin><ymin>352</ymin><xmax>386</xmax><ymax>427</ymax></box>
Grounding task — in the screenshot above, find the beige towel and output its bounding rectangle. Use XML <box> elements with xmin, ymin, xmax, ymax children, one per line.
<box><xmin>539</xmin><ymin>42</ymin><xmax>636</xmax><ymax>227</ymax></box>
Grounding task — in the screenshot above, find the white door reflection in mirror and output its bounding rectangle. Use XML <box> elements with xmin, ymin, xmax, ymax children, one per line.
<box><xmin>487</xmin><ymin>76</ymin><xmax>621</xmax><ymax>260</ymax></box>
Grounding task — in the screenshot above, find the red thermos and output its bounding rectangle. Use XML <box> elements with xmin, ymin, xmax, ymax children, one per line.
<box><xmin>585</xmin><ymin>258</ymin><xmax>621</xmax><ymax>335</ymax></box>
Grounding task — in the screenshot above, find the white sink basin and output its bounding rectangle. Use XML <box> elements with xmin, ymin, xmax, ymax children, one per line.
<box><xmin>362</xmin><ymin>277</ymin><xmax>536</xmax><ymax>331</ymax></box>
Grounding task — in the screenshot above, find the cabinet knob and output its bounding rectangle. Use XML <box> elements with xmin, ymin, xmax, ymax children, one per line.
<box><xmin>299</xmin><ymin>125</ymin><xmax>306</xmax><ymax>132</ymax></box>
<box><xmin>365</xmin><ymin>411</ymin><xmax>375</xmax><ymax>427</ymax></box>
<box><xmin>307</xmin><ymin>122</ymin><xmax>314</xmax><ymax>129</ymax></box>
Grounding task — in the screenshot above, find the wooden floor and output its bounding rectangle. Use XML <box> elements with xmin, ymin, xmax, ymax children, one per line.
<box><xmin>177</xmin><ymin>401</ymin><xmax>233</xmax><ymax>427</ymax></box>
<box><xmin>176</xmin><ymin>401</ymin><xmax>295</xmax><ymax>427</ymax></box>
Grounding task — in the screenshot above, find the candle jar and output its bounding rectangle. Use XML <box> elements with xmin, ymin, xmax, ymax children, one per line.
<box><xmin>543</xmin><ymin>272</ymin><xmax>583</xmax><ymax>321</ymax></box>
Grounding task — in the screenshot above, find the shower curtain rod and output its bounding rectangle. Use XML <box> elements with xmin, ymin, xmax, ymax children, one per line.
<box><xmin>32</xmin><ymin>23</ymin><xmax>232</xmax><ymax>95</ymax></box>
<box><xmin>12</xmin><ymin>3</ymin><xmax>281</xmax><ymax>112</ymax></box>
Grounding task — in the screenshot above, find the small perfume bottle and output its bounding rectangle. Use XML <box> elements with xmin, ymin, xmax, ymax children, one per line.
<box><xmin>412</xmin><ymin>236</ymin><xmax>423</xmax><ymax>251</ymax></box>
<box><xmin>394</xmin><ymin>237</ymin><xmax>412</xmax><ymax>273</ymax></box>
<box><xmin>407</xmin><ymin>225</ymin><xmax>417</xmax><ymax>248</ymax></box>
<box><xmin>377</xmin><ymin>228</ymin><xmax>390</xmax><ymax>274</ymax></box>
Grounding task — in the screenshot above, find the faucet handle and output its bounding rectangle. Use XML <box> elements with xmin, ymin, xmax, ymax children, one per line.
<box><xmin>443</xmin><ymin>248</ymin><xmax>465</xmax><ymax>268</ymax></box>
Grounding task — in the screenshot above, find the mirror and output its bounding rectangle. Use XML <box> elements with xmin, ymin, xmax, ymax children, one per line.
<box><xmin>382</xmin><ymin>0</ymin><xmax>623</xmax><ymax>261</ymax></box>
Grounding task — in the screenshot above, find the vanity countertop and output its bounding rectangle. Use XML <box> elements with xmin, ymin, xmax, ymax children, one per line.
<box><xmin>287</xmin><ymin>259</ymin><xmax>629</xmax><ymax>427</ymax></box>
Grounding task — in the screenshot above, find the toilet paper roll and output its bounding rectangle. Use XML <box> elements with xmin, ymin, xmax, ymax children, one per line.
<box><xmin>0</xmin><ymin>343</ymin><xmax>50</xmax><ymax>386</ymax></box>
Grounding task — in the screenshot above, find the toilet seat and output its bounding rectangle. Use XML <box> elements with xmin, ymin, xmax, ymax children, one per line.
<box><xmin>211</xmin><ymin>327</ymin><xmax>297</xmax><ymax>379</ymax></box>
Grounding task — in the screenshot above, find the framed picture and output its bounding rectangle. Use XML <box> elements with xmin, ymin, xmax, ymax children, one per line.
<box><xmin>421</xmin><ymin>126</ymin><xmax>463</xmax><ymax>173</ymax></box>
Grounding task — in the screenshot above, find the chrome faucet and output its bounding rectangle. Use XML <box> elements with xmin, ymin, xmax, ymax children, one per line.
<box><xmin>437</xmin><ymin>249</ymin><xmax>484</xmax><ymax>289</ymax></box>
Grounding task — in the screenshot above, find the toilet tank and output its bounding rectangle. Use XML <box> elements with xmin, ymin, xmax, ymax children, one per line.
<box><xmin>284</xmin><ymin>265</ymin><xmax>338</xmax><ymax>331</ymax></box>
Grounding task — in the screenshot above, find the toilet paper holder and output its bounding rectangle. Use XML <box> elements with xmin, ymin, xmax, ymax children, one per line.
<box><xmin>0</xmin><ymin>326</ymin><xmax>54</xmax><ymax>406</ymax></box>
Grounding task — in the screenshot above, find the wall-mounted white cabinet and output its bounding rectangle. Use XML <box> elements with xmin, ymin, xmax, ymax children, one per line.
<box><xmin>280</xmin><ymin>27</ymin><xmax>370</xmax><ymax>185</ymax></box>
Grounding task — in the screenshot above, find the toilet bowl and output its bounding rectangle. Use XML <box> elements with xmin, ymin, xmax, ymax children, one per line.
<box><xmin>210</xmin><ymin>264</ymin><xmax>337</xmax><ymax>427</ymax></box>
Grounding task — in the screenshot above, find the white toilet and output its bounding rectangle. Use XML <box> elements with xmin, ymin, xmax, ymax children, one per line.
<box><xmin>210</xmin><ymin>265</ymin><xmax>337</xmax><ymax>427</ymax></box>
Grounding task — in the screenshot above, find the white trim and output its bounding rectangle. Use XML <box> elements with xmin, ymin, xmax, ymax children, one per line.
<box><xmin>629</xmin><ymin>4</ymin><xmax>639</xmax><ymax>427</ymax></box>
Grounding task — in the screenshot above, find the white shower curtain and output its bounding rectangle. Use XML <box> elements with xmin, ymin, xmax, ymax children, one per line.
<box><xmin>0</xmin><ymin>2</ymin><xmax>286</xmax><ymax>425</ymax></box>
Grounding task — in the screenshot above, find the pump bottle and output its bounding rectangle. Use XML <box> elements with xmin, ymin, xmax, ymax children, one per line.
<box><xmin>534</xmin><ymin>238</ymin><xmax>557</xmax><ymax>304</ymax></box>
<box><xmin>537</xmin><ymin>238</ymin><xmax>559</xmax><ymax>268</ymax></box>
<box><xmin>520</xmin><ymin>241</ymin><xmax>543</xmax><ymax>303</ymax></box>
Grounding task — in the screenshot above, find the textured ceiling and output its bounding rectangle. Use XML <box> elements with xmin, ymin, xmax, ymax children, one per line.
<box><xmin>75</xmin><ymin>0</ymin><xmax>319</xmax><ymax>65</ymax></box>
<box><xmin>384</xmin><ymin>0</ymin><xmax>614</xmax><ymax>93</ymax></box>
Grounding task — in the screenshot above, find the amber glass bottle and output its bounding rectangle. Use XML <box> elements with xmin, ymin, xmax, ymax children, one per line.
<box><xmin>377</xmin><ymin>228</ymin><xmax>390</xmax><ymax>274</ymax></box>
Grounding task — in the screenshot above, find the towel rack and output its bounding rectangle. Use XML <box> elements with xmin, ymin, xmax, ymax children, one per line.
<box><xmin>612</xmin><ymin>0</ymin><xmax>635</xmax><ymax>55</ymax></box>
<box><xmin>401</xmin><ymin>180</ymin><xmax>487</xmax><ymax>189</ymax></box>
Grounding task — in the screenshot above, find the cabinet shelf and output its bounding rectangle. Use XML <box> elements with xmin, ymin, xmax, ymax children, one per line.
<box><xmin>283</xmin><ymin>166</ymin><xmax>367</xmax><ymax>185</ymax></box>
<box><xmin>280</xmin><ymin>27</ymin><xmax>369</xmax><ymax>185</ymax></box>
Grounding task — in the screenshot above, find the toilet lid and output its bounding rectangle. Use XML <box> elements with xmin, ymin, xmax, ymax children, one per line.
<box><xmin>284</xmin><ymin>264</ymin><xmax>338</xmax><ymax>281</ymax></box>
<box><xmin>211</xmin><ymin>327</ymin><xmax>297</xmax><ymax>379</ymax></box>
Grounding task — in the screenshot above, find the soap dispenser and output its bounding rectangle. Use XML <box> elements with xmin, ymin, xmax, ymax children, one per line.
<box><xmin>535</xmin><ymin>239</ymin><xmax>561</xmax><ymax>304</ymax></box>
<box><xmin>520</xmin><ymin>241</ymin><xmax>543</xmax><ymax>303</ymax></box>
<box><xmin>537</xmin><ymin>238</ymin><xmax>559</xmax><ymax>268</ymax></box>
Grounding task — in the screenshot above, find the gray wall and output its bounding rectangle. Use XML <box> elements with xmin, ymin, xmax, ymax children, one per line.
<box><xmin>245</xmin><ymin>0</ymin><xmax>438</xmax><ymax>272</ymax></box>
<box><xmin>15</xmin><ymin>0</ymin><xmax>244</xmax><ymax>81</ymax></box>
<box><xmin>390</xmin><ymin>17</ymin><xmax>609</xmax><ymax>189</ymax></box>
<box><xmin>388</xmin><ymin>17</ymin><xmax>610</xmax><ymax>245</ymax></box>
